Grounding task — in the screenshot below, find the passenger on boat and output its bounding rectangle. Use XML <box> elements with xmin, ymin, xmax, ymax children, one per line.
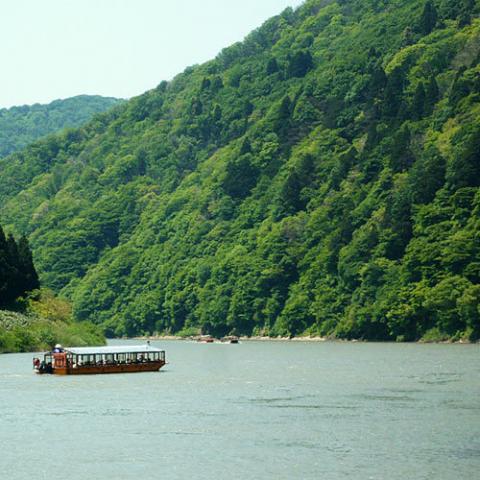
<box><xmin>35</xmin><ymin>360</ymin><xmax>45</xmax><ymax>373</ymax></box>
<box><xmin>53</xmin><ymin>344</ymin><xmax>64</xmax><ymax>353</ymax></box>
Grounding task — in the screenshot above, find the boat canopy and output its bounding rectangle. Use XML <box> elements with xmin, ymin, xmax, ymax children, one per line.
<box><xmin>65</xmin><ymin>345</ymin><xmax>164</xmax><ymax>355</ymax></box>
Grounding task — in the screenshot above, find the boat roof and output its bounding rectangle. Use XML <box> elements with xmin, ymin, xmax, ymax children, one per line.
<box><xmin>64</xmin><ymin>345</ymin><xmax>164</xmax><ymax>355</ymax></box>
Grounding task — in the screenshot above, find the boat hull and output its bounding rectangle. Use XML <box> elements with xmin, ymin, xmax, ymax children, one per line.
<box><xmin>39</xmin><ymin>360</ymin><xmax>166</xmax><ymax>375</ymax></box>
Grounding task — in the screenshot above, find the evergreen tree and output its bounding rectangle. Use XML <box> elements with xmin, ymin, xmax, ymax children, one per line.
<box><xmin>244</xmin><ymin>100</ymin><xmax>254</xmax><ymax>117</ymax></box>
<box><xmin>0</xmin><ymin>226</ymin><xmax>6</xmax><ymax>251</ymax></box>
<box><xmin>409</xmin><ymin>146</ymin><xmax>446</xmax><ymax>204</ymax></box>
<box><xmin>0</xmin><ymin>227</ymin><xmax>40</xmax><ymax>308</ymax></box>
<box><xmin>213</xmin><ymin>104</ymin><xmax>222</xmax><ymax>122</ymax></box>
<box><xmin>17</xmin><ymin>236</ymin><xmax>40</xmax><ymax>293</ymax></box>
<box><xmin>212</xmin><ymin>76</ymin><xmax>224</xmax><ymax>92</ymax></box>
<box><xmin>191</xmin><ymin>98</ymin><xmax>203</xmax><ymax>115</ymax></box>
<box><xmin>425</xmin><ymin>75</ymin><xmax>440</xmax><ymax>113</ymax></box>
<box><xmin>201</xmin><ymin>77</ymin><xmax>211</xmax><ymax>91</ymax></box>
<box><xmin>273</xmin><ymin>95</ymin><xmax>293</xmax><ymax>138</ymax></box>
<box><xmin>368</xmin><ymin>64</ymin><xmax>387</xmax><ymax>99</ymax></box>
<box><xmin>384</xmin><ymin>185</ymin><xmax>413</xmax><ymax>259</ymax></box>
<box><xmin>0</xmin><ymin>227</ymin><xmax>9</xmax><ymax>304</ymax></box>
<box><xmin>449</xmin><ymin>67</ymin><xmax>469</xmax><ymax>106</ymax></box>
<box><xmin>390</xmin><ymin>124</ymin><xmax>415</xmax><ymax>172</ymax></box>
<box><xmin>221</xmin><ymin>154</ymin><xmax>259</xmax><ymax>199</ymax></box>
<box><xmin>419</xmin><ymin>1</ymin><xmax>438</xmax><ymax>35</ymax></box>
<box><xmin>412</xmin><ymin>82</ymin><xmax>426</xmax><ymax>119</ymax></box>
<box><xmin>266</xmin><ymin>57</ymin><xmax>279</xmax><ymax>75</ymax></box>
<box><xmin>447</xmin><ymin>126</ymin><xmax>480</xmax><ymax>190</ymax></box>
<box><xmin>240</xmin><ymin>138</ymin><xmax>252</xmax><ymax>155</ymax></box>
<box><xmin>459</xmin><ymin>0</ymin><xmax>475</xmax><ymax>26</ymax></box>
<box><xmin>287</xmin><ymin>50</ymin><xmax>313</xmax><ymax>78</ymax></box>
<box><xmin>277</xmin><ymin>154</ymin><xmax>315</xmax><ymax>216</ymax></box>
<box><xmin>6</xmin><ymin>234</ymin><xmax>24</xmax><ymax>304</ymax></box>
<box><xmin>383</xmin><ymin>67</ymin><xmax>406</xmax><ymax>117</ymax></box>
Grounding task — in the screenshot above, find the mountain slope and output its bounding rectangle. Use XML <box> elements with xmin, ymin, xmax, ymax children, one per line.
<box><xmin>0</xmin><ymin>95</ymin><xmax>123</xmax><ymax>158</ymax></box>
<box><xmin>0</xmin><ymin>0</ymin><xmax>479</xmax><ymax>341</ymax></box>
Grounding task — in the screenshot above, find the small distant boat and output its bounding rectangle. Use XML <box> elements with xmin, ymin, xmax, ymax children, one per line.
<box><xmin>196</xmin><ymin>335</ymin><xmax>215</xmax><ymax>343</ymax></box>
<box><xmin>33</xmin><ymin>344</ymin><xmax>166</xmax><ymax>375</ymax></box>
<box><xmin>221</xmin><ymin>336</ymin><xmax>239</xmax><ymax>344</ymax></box>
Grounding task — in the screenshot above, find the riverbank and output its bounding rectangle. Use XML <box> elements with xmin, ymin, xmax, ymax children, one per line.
<box><xmin>130</xmin><ymin>334</ymin><xmax>477</xmax><ymax>344</ymax></box>
<box><xmin>0</xmin><ymin>313</ymin><xmax>105</xmax><ymax>353</ymax></box>
<box><xmin>131</xmin><ymin>334</ymin><xmax>328</xmax><ymax>342</ymax></box>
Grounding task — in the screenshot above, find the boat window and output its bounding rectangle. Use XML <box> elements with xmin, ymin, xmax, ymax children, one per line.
<box><xmin>63</xmin><ymin>349</ymin><xmax>164</xmax><ymax>366</ymax></box>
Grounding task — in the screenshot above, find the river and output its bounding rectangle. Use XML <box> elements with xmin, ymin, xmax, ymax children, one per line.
<box><xmin>0</xmin><ymin>339</ymin><xmax>479</xmax><ymax>479</ymax></box>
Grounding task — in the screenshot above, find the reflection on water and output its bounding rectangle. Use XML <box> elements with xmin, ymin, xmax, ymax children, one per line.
<box><xmin>0</xmin><ymin>340</ymin><xmax>479</xmax><ymax>480</ymax></box>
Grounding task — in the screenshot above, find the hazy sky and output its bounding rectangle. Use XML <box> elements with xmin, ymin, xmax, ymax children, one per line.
<box><xmin>1</xmin><ymin>0</ymin><xmax>304</xmax><ymax>108</ymax></box>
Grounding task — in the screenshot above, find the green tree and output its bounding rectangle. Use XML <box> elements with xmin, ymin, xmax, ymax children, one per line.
<box><xmin>419</xmin><ymin>1</ymin><xmax>438</xmax><ymax>35</ymax></box>
<box><xmin>17</xmin><ymin>236</ymin><xmax>40</xmax><ymax>293</ymax></box>
<box><xmin>287</xmin><ymin>50</ymin><xmax>313</xmax><ymax>78</ymax></box>
<box><xmin>383</xmin><ymin>67</ymin><xmax>406</xmax><ymax>117</ymax></box>
<box><xmin>412</xmin><ymin>82</ymin><xmax>426</xmax><ymax>120</ymax></box>
<box><xmin>447</xmin><ymin>125</ymin><xmax>480</xmax><ymax>190</ymax></box>
<box><xmin>221</xmin><ymin>154</ymin><xmax>259</xmax><ymax>199</ymax></box>
<box><xmin>425</xmin><ymin>75</ymin><xmax>439</xmax><ymax>113</ymax></box>
<box><xmin>266</xmin><ymin>57</ymin><xmax>279</xmax><ymax>75</ymax></box>
<box><xmin>390</xmin><ymin>124</ymin><xmax>414</xmax><ymax>172</ymax></box>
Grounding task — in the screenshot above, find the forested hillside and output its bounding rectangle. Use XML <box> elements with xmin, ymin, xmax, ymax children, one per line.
<box><xmin>0</xmin><ymin>95</ymin><xmax>122</xmax><ymax>158</ymax></box>
<box><xmin>0</xmin><ymin>0</ymin><xmax>479</xmax><ymax>341</ymax></box>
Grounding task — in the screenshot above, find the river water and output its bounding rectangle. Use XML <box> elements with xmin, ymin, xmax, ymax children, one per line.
<box><xmin>0</xmin><ymin>339</ymin><xmax>479</xmax><ymax>479</ymax></box>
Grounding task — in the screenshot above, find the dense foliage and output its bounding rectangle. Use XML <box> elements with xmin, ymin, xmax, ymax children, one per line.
<box><xmin>0</xmin><ymin>225</ymin><xmax>104</xmax><ymax>352</ymax></box>
<box><xmin>0</xmin><ymin>290</ymin><xmax>105</xmax><ymax>353</ymax></box>
<box><xmin>0</xmin><ymin>95</ymin><xmax>122</xmax><ymax>158</ymax></box>
<box><xmin>0</xmin><ymin>226</ymin><xmax>39</xmax><ymax>309</ymax></box>
<box><xmin>1</xmin><ymin>0</ymin><xmax>480</xmax><ymax>341</ymax></box>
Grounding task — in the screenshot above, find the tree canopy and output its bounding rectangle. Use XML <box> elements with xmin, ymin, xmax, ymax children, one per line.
<box><xmin>0</xmin><ymin>95</ymin><xmax>122</xmax><ymax>158</ymax></box>
<box><xmin>0</xmin><ymin>0</ymin><xmax>479</xmax><ymax>342</ymax></box>
<box><xmin>0</xmin><ymin>226</ymin><xmax>39</xmax><ymax>308</ymax></box>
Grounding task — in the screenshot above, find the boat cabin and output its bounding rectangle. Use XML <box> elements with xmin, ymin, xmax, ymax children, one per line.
<box><xmin>34</xmin><ymin>344</ymin><xmax>166</xmax><ymax>375</ymax></box>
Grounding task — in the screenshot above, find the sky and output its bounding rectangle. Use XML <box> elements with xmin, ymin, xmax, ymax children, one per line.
<box><xmin>0</xmin><ymin>0</ymin><xmax>304</xmax><ymax>109</ymax></box>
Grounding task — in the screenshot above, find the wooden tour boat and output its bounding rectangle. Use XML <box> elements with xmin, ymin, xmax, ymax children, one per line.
<box><xmin>33</xmin><ymin>344</ymin><xmax>166</xmax><ymax>375</ymax></box>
